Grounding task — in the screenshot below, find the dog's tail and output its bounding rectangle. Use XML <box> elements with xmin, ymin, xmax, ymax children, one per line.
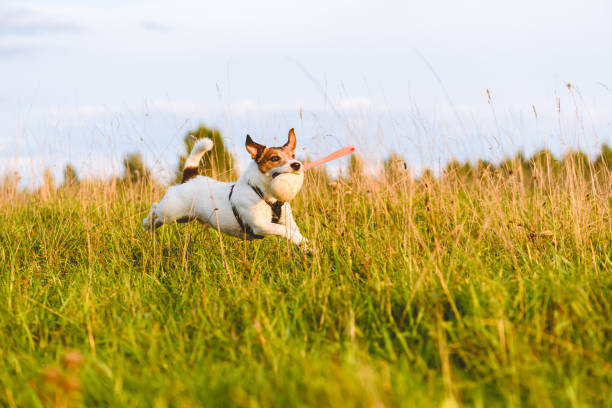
<box><xmin>182</xmin><ymin>138</ymin><xmax>214</xmax><ymax>183</ymax></box>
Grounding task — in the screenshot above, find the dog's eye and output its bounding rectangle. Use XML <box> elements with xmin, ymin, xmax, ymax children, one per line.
<box><xmin>270</xmin><ymin>156</ymin><xmax>280</xmax><ymax>162</ymax></box>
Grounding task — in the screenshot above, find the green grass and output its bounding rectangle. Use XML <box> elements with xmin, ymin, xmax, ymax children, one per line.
<box><xmin>0</xmin><ymin>155</ymin><xmax>610</xmax><ymax>407</ymax></box>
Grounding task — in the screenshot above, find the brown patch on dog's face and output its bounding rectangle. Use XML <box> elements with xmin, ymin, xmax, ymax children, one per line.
<box><xmin>256</xmin><ymin>147</ymin><xmax>295</xmax><ymax>174</ymax></box>
<box><xmin>245</xmin><ymin>129</ymin><xmax>298</xmax><ymax>175</ymax></box>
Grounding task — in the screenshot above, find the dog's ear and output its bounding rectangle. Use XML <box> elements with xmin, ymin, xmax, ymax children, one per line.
<box><xmin>283</xmin><ymin>128</ymin><xmax>296</xmax><ymax>152</ymax></box>
<box><xmin>246</xmin><ymin>135</ymin><xmax>265</xmax><ymax>160</ymax></box>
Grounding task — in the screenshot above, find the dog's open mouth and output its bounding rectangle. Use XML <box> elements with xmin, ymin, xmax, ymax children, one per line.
<box><xmin>272</xmin><ymin>171</ymin><xmax>301</xmax><ymax>179</ymax></box>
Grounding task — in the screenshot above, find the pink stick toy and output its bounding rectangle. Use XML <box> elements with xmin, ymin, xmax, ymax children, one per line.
<box><xmin>302</xmin><ymin>146</ymin><xmax>356</xmax><ymax>171</ymax></box>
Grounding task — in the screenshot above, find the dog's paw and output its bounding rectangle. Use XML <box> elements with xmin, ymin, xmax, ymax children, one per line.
<box><xmin>142</xmin><ymin>205</ymin><xmax>158</xmax><ymax>231</ymax></box>
<box><xmin>299</xmin><ymin>238</ymin><xmax>314</xmax><ymax>254</ymax></box>
<box><xmin>142</xmin><ymin>214</ymin><xmax>157</xmax><ymax>231</ymax></box>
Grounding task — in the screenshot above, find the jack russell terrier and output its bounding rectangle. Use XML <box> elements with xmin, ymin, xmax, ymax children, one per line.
<box><xmin>142</xmin><ymin>129</ymin><xmax>309</xmax><ymax>250</ymax></box>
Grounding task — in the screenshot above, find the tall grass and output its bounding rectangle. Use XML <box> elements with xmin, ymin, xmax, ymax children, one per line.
<box><xmin>0</xmin><ymin>148</ymin><xmax>610</xmax><ymax>407</ymax></box>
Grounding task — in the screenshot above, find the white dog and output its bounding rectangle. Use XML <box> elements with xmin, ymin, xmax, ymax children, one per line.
<box><xmin>142</xmin><ymin>129</ymin><xmax>308</xmax><ymax>249</ymax></box>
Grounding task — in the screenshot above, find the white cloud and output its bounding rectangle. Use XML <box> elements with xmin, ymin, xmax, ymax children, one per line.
<box><xmin>47</xmin><ymin>105</ymin><xmax>120</xmax><ymax>121</ymax></box>
<box><xmin>140</xmin><ymin>21</ymin><xmax>172</xmax><ymax>33</ymax></box>
<box><xmin>0</xmin><ymin>8</ymin><xmax>82</xmax><ymax>36</ymax></box>
<box><xmin>42</xmin><ymin>96</ymin><xmax>394</xmax><ymax>128</ymax></box>
<box><xmin>335</xmin><ymin>97</ymin><xmax>388</xmax><ymax>112</ymax></box>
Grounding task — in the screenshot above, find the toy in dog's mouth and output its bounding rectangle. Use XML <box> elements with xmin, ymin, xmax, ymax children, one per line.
<box><xmin>270</xmin><ymin>171</ymin><xmax>304</xmax><ymax>201</ymax></box>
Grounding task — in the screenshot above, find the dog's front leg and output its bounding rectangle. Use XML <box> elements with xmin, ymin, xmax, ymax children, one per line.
<box><xmin>251</xmin><ymin>222</ymin><xmax>308</xmax><ymax>249</ymax></box>
<box><xmin>277</xmin><ymin>204</ymin><xmax>310</xmax><ymax>249</ymax></box>
<box><xmin>277</xmin><ymin>203</ymin><xmax>298</xmax><ymax>228</ymax></box>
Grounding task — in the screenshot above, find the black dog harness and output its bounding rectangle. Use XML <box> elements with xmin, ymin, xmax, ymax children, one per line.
<box><xmin>229</xmin><ymin>183</ymin><xmax>284</xmax><ymax>240</ymax></box>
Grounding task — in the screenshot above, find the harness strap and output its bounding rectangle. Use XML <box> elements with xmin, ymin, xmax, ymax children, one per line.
<box><xmin>248</xmin><ymin>182</ymin><xmax>284</xmax><ymax>223</ymax></box>
<box><xmin>270</xmin><ymin>201</ymin><xmax>283</xmax><ymax>223</ymax></box>
<box><xmin>229</xmin><ymin>183</ymin><xmax>285</xmax><ymax>240</ymax></box>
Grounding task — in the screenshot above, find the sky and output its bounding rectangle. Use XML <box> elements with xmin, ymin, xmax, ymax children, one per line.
<box><xmin>1</xmin><ymin>0</ymin><xmax>611</xmax><ymax>186</ymax></box>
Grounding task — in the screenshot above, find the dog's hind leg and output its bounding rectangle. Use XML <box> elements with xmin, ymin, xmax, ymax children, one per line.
<box><xmin>142</xmin><ymin>203</ymin><xmax>163</xmax><ymax>231</ymax></box>
<box><xmin>142</xmin><ymin>189</ymin><xmax>197</xmax><ymax>231</ymax></box>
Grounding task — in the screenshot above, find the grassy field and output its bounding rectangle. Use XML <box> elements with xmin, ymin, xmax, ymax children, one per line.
<box><xmin>0</xmin><ymin>149</ymin><xmax>610</xmax><ymax>407</ymax></box>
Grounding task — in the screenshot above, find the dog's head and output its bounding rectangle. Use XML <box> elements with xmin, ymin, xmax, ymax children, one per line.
<box><xmin>245</xmin><ymin>128</ymin><xmax>302</xmax><ymax>178</ymax></box>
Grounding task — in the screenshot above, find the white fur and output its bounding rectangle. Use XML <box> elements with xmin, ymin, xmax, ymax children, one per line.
<box><xmin>142</xmin><ymin>138</ymin><xmax>308</xmax><ymax>249</ymax></box>
<box><xmin>185</xmin><ymin>138</ymin><xmax>214</xmax><ymax>168</ymax></box>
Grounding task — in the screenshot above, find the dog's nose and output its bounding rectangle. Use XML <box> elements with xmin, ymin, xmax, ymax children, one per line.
<box><xmin>291</xmin><ymin>162</ymin><xmax>301</xmax><ymax>171</ymax></box>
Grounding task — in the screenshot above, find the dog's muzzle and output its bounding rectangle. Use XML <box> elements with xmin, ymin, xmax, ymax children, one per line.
<box><xmin>272</xmin><ymin>162</ymin><xmax>302</xmax><ymax>178</ymax></box>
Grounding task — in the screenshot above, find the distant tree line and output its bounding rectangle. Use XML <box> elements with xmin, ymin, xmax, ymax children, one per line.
<box><xmin>2</xmin><ymin>124</ymin><xmax>610</xmax><ymax>191</ymax></box>
<box><xmin>345</xmin><ymin>145</ymin><xmax>612</xmax><ymax>184</ymax></box>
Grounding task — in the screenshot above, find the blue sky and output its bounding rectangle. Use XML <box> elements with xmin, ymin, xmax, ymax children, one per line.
<box><xmin>1</xmin><ymin>0</ymin><xmax>611</xmax><ymax>185</ymax></box>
